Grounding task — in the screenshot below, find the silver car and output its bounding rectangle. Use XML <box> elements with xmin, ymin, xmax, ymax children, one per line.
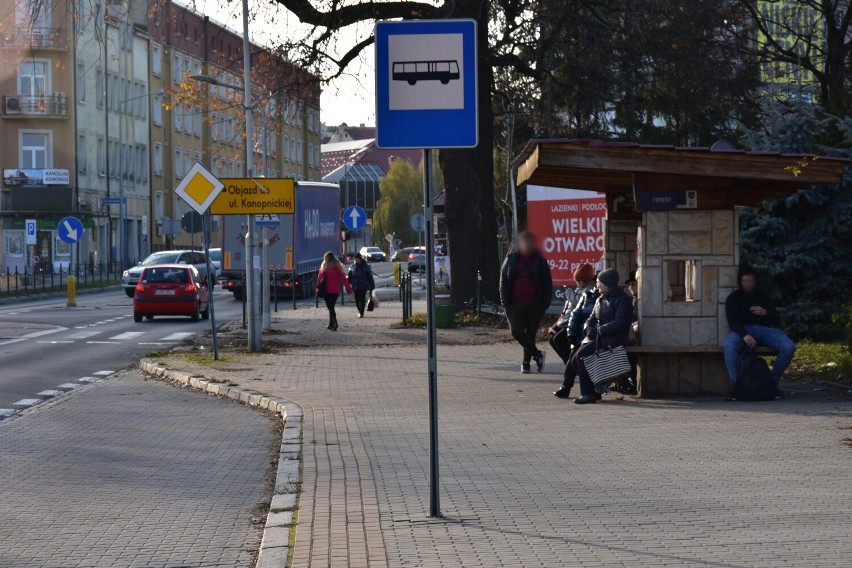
<box><xmin>122</xmin><ymin>250</ymin><xmax>216</xmax><ymax>297</ymax></box>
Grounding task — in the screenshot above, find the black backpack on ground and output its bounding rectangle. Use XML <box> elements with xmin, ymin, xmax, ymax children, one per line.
<box><xmin>733</xmin><ymin>351</ymin><xmax>776</xmax><ymax>401</ymax></box>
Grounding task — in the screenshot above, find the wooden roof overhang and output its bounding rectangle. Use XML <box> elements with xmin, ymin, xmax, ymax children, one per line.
<box><xmin>515</xmin><ymin>140</ymin><xmax>847</xmax><ymax>209</ymax></box>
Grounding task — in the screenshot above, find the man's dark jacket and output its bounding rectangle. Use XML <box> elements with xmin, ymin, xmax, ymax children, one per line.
<box><xmin>585</xmin><ymin>287</ymin><xmax>633</xmax><ymax>348</ymax></box>
<box><xmin>725</xmin><ymin>268</ymin><xmax>781</xmax><ymax>337</ymax></box>
<box><xmin>499</xmin><ymin>251</ymin><xmax>553</xmax><ymax>311</ymax></box>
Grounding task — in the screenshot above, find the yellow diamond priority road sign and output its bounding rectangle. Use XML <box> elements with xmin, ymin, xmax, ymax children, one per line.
<box><xmin>210</xmin><ymin>178</ymin><xmax>295</xmax><ymax>215</ymax></box>
<box><xmin>175</xmin><ymin>162</ymin><xmax>225</xmax><ymax>214</ymax></box>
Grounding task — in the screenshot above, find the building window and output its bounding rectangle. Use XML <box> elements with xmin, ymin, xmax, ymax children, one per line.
<box><xmin>97</xmin><ymin>138</ymin><xmax>105</xmax><ymax>176</ymax></box>
<box><xmin>95</xmin><ymin>69</ymin><xmax>103</xmax><ymax>107</ymax></box>
<box><xmin>666</xmin><ymin>259</ymin><xmax>700</xmax><ymax>302</ymax></box>
<box><xmin>174</xmin><ymin>104</ymin><xmax>183</xmax><ymax>130</ymax></box>
<box><xmin>152</xmin><ymin>94</ymin><xmax>163</xmax><ymax>125</ymax></box>
<box><xmin>18</xmin><ymin>61</ymin><xmax>48</xmax><ymax>96</ymax></box>
<box><xmin>76</xmin><ymin>63</ymin><xmax>85</xmax><ymax>103</ymax></box>
<box><xmin>152</xmin><ymin>44</ymin><xmax>162</xmax><ymax>76</ymax></box>
<box><xmin>193</xmin><ymin>108</ymin><xmax>201</xmax><ymax>136</ymax></box>
<box><xmin>194</xmin><ymin>151</ymin><xmax>201</xmax><ymax>166</ymax></box>
<box><xmin>153</xmin><ymin>142</ymin><xmax>163</xmax><ymax>175</ymax></box>
<box><xmin>175</xmin><ymin>148</ymin><xmax>183</xmax><ymax>178</ymax></box>
<box><xmin>173</xmin><ymin>53</ymin><xmax>182</xmax><ymax>83</ymax></box>
<box><xmin>19</xmin><ymin>131</ymin><xmax>50</xmax><ymax>168</ymax></box>
<box><xmin>154</xmin><ymin>191</ymin><xmax>164</xmax><ymax>221</ymax></box>
<box><xmin>77</xmin><ymin>134</ymin><xmax>86</xmax><ymax>174</ymax></box>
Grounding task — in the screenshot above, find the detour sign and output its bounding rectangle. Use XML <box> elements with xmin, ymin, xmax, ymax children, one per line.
<box><xmin>210</xmin><ymin>178</ymin><xmax>295</xmax><ymax>215</ymax></box>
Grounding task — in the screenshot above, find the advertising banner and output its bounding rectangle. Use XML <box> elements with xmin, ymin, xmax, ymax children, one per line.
<box><xmin>526</xmin><ymin>185</ymin><xmax>606</xmax><ymax>294</ymax></box>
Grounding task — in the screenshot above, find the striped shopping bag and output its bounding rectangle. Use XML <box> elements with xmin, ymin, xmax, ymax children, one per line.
<box><xmin>582</xmin><ymin>341</ymin><xmax>631</xmax><ymax>388</ymax></box>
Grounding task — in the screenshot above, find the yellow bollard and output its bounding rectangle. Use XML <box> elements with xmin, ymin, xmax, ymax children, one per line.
<box><xmin>394</xmin><ymin>262</ymin><xmax>401</xmax><ymax>287</ymax></box>
<box><xmin>67</xmin><ymin>275</ymin><xmax>77</xmax><ymax>307</ymax></box>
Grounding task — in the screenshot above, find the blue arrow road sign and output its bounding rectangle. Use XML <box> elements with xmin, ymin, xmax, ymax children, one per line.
<box><xmin>57</xmin><ymin>216</ymin><xmax>84</xmax><ymax>244</ymax></box>
<box><xmin>375</xmin><ymin>19</ymin><xmax>478</xmax><ymax>149</ymax></box>
<box><xmin>343</xmin><ymin>206</ymin><xmax>367</xmax><ymax>231</ymax></box>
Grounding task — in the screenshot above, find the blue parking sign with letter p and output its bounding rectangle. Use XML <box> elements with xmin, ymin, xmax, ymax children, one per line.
<box><xmin>25</xmin><ymin>219</ymin><xmax>37</xmax><ymax>245</ymax></box>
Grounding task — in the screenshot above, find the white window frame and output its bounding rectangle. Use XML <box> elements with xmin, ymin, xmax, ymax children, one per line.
<box><xmin>153</xmin><ymin>142</ymin><xmax>163</xmax><ymax>175</ymax></box>
<box><xmin>19</xmin><ymin>129</ymin><xmax>52</xmax><ymax>168</ymax></box>
<box><xmin>18</xmin><ymin>59</ymin><xmax>51</xmax><ymax>96</ymax></box>
<box><xmin>175</xmin><ymin>147</ymin><xmax>183</xmax><ymax>178</ymax></box>
<box><xmin>154</xmin><ymin>191</ymin><xmax>164</xmax><ymax>221</ymax></box>
<box><xmin>152</xmin><ymin>44</ymin><xmax>162</xmax><ymax>77</ymax></box>
<box><xmin>77</xmin><ymin>134</ymin><xmax>86</xmax><ymax>175</ymax></box>
<box><xmin>152</xmin><ymin>94</ymin><xmax>163</xmax><ymax>125</ymax></box>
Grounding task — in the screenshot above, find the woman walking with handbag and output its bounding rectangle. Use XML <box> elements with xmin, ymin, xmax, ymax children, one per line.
<box><xmin>566</xmin><ymin>268</ymin><xmax>633</xmax><ymax>404</ymax></box>
<box><xmin>347</xmin><ymin>253</ymin><xmax>375</xmax><ymax>318</ymax></box>
<box><xmin>316</xmin><ymin>251</ymin><xmax>353</xmax><ymax>330</ymax></box>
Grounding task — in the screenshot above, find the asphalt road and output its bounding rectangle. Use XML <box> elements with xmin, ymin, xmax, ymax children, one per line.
<box><xmin>0</xmin><ymin>287</ymin><xmax>244</xmax><ymax>409</ymax></box>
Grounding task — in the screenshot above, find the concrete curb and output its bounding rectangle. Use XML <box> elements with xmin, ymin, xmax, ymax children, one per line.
<box><xmin>138</xmin><ymin>358</ymin><xmax>301</xmax><ymax>568</ymax></box>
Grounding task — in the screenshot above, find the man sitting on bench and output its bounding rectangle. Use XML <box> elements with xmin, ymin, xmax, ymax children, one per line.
<box><xmin>724</xmin><ymin>264</ymin><xmax>796</xmax><ymax>393</ymax></box>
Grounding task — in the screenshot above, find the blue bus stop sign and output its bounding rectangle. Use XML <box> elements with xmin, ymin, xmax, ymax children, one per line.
<box><xmin>375</xmin><ymin>19</ymin><xmax>478</xmax><ymax>149</ymax></box>
<box><xmin>343</xmin><ymin>206</ymin><xmax>367</xmax><ymax>231</ymax></box>
<box><xmin>57</xmin><ymin>216</ymin><xmax>84</xmax><ymax>244</ymax></box>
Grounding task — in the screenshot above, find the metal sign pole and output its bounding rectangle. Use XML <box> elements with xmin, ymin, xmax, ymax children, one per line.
<box><xmin>203</xmin><ymin>213</ymin><xmax>219</xmax><ymax>360</ymax></box>
<box><xmin>262</xmin><ymin>226</ymin><xmax>270</xmax><ymax>329</ymax></box>
<box><xmin>423</xmin><ymin>148</ymin><xmax>440</xmax><ymax>518</ymax></box>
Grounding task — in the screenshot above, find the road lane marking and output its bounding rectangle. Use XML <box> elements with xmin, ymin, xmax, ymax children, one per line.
<box><xmin>109</xmin><ymin>331</ymin><xmax>146</xmax><ymax>341</ymax></box>
<box><xmin>66</xmin><ymin>331</ymin><xmax>101</xmax><ymax>339</ymax></box>
<box><xmin>0</xmin><ymin>408</ymin><xmax>15</xmax><ymax>419</ymax></box>
<box><xmin>12</xmin><ymin>398</ymin><xmax>41</xmax><ymax>409</ymax></box>
<box><xmin>0</xmin><ymin>326</ymin><xmax>67</xmax><ymax>345</ymax></box>
<box><xmin>86</xmin><ymin>341</ymin><xmax>120</xmax><ymax>344</ymax></box>
<box><xmin>35</xmin><ymin>390</ymin><xmax>62</xmax><ymax>398</ymax></box>
<box><xmin>78</xmin><ymin>377</ymin><xmax>100</xmax><ymax>383</ymax></box>
<box><xmin>158</xmin><ymin>332</ymin><xmax>195</xmax><ymax>342</ymax></box>
<box><xmin>37</xmin><ymin>340</ymin><xmax>74</xmax><ymax>344</ymax></box>
<box><xmin>92</xmin><ymin>370</ymin><xmax>115</xmax><ymax>376</ymax></box>
<box><xmin>56</xmin><ymin>383</ymin><xmax>80</xmax><ymax>391</ymax></box>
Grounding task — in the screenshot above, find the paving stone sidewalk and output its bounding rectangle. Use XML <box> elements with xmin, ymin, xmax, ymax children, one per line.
<box><xmin>0</xmin><ymin>370</ymin><xmax>278</xmax><ymax>568</ymax></box>
<box><xmin>167</xmin><ymin>301</ymin><xmax>852</xmax><ymax>567</ymax></box>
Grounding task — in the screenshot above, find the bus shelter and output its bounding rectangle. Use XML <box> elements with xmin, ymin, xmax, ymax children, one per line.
<box><xmin>515</xmin><ymin>139</ymin><xmax>846</xmax><ymax>396</ymax></box>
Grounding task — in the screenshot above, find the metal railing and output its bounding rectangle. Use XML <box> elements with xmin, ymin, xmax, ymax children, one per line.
<box><xmin>399</xmin><ymin>270</ymin><xmax>414</xmax><ymax>326</ymax></box>
<box><xmin>3</xmin><ymin>93</ymin><xmax>68</xmax><ymax>116</ymax></box>
<box><xmin>0</xmin><ymin>263</ymin><xmax>122</xmax><ymax>297</ymax></box>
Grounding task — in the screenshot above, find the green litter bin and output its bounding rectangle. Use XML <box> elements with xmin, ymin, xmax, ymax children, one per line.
<box><xmin>435</xmin><ymin>304</ymin><xmax>456</xmax><ymax>328</ymax></box>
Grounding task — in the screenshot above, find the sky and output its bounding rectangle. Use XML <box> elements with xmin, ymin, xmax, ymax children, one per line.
<box><xmin>193</xmin><ymin>0</ymin><xmax>377</xmax><ymax>128</ymax></box>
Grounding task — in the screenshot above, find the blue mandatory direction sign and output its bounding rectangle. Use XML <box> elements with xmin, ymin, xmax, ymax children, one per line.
<box><xmin>343</xmin><ymin>206</ymin><xmax>367</xmax><ymax>231</ymax></box>
<box><xmin>375</xmin><ymin>19</ymin><xmax>478</xmax><ymax>149</ymax></box>
<box><xmin>57</xmin><ymin>216</ymin><xmax>84</xmax><ymax>244</ymax></box>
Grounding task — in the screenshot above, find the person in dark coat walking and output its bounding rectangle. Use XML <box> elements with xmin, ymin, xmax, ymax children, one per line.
<box><xmin>347</xmin><ymin>253</ymin><xmax>376</xmax><ymax>318</ymax></box>
<box><xmin>723</xmin><ymin>264</ymin><xmax>795</xmax><ymax>394</ymax></box>
<box><xmin>564</xmin><ymin>268</ymin><xmax>633</xmax><ymax>404</ymax></box>
<box><xmin>499</xmin><ymin>230</ymin><xmax>553</xmax><ymax>374</ymax></box>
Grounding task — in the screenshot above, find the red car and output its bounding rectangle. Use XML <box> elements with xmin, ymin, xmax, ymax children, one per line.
<box><xmin>133</xmin><ymin>264</ymin><xmax>210</xmax><ymax>322</ymax></box>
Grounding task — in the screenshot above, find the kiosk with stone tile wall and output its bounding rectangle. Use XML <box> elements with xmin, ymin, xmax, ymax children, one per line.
<box><xmin>516</xmin><ymin>139</ymin><xmax>846</xmax><ymax>396</ymax></box>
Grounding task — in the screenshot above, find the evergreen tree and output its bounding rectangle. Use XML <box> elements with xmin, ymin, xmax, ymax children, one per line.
<box><xmin>740</xmin><ymin>97</ymin><xmax>852</xmax><ymax>340</ymax></box>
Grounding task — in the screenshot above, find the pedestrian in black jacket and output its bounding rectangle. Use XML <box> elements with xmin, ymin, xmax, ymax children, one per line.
<box><xmin>562</xmin><ymin>268</ymin><xmax>633</xmax><ymax>404</ymax></box>
<box><xmin>499</xmin><ymin>230</ymin><xmax>553</xmax><ymax>374</ymax></box>
<box><xmin>347</xmin><ymin>253</ymin><xmax>375</xmax><ymax>318</ymax></box>
<box><xmin>548</xmin><ymin>263</ymin><xmax>596</xmax><ymax>365</ymax></box>
<box><xmin>723</xmin><ymin>264</ymin><xmax>795</xmax><ymax>393</ymax></box>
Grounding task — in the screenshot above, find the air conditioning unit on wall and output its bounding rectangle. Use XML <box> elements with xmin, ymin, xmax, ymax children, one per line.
<box><xmin>5</xmin><ymin>96</ymin><xmax>21</xmax><ymax>114</ymax></box>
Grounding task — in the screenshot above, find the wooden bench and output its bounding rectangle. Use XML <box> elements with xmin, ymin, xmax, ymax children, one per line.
<box><xmin>626</xmin><ymin>345</ymin><xmax>778</xmax><ymax>398</ymax></box>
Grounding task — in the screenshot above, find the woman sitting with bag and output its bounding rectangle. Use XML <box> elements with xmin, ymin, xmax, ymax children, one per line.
<box><xmin>568</xmin><ymin>268</ymin><xmax>633</xmax><ymax>405</ymax></box>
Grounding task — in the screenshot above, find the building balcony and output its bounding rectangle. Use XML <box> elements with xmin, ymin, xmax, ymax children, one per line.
<box><xmin>0</xmin><ymin>27</ymin><xmax>69</xmax><ymax>50</ymax></box>
<box><xmin>3</xmin><ymin>94</ymin><xmax>68</xmax><ymax>117</ymax></box>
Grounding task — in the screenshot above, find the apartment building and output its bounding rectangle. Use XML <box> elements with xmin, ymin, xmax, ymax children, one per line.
<box><xmin>0</xmin><ymin>0</ymin><xmax>320</xmax><ymax>270</ymax></box>
<box><xmin>0</xmin><ymin>0</ymin><xmax>77</xmax><ymax>272</ymax></box>
<box><xmin>147</xmin><ymin>0</ymin><xmax>321</xmax><ymax>250</ymax></box>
